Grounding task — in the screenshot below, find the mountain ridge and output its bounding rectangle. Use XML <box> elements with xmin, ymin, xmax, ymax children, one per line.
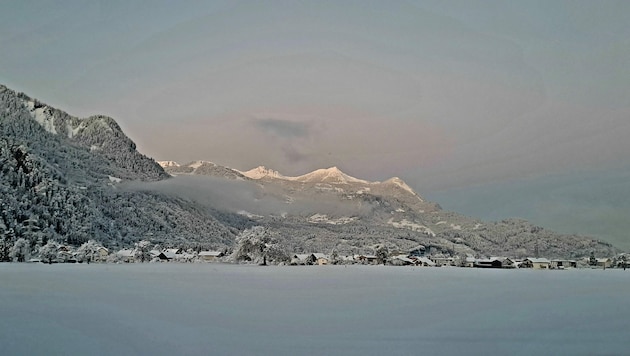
<box><xmin>0</xmin><ymin>84</ymin><xmax>620</xmax><ymax>260</ymax></box>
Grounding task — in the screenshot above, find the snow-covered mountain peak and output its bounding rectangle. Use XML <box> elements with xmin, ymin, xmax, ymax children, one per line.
<box><xmin>383</xmin><ymin>177</ymin><xmax>422</xmax><ymax>200</ymax></box>
<box><xmin>240</xmin><ymin>166</ymin><xmax>285</xmax><ymax>180</ymax></box>
<box><xmin>295</xmin><ymin>167</ymin><xmax>370</xmax><ymax>184</ymax></box>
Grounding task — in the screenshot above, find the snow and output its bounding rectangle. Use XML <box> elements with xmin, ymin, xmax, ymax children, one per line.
<box><xmin>387</xmin><ymin>218</ymin><xmax>436</xmax><ymax>236</ymax></box>
<box><xmin>23</xmin><ymin>100</ymin><xmax>57</xmax><ymax>134</ymax></box>
<box><xmin>108</xmin><ymin>176</ymin><xmax>122</xmax><ymax>183</ymax></box>
<box><xmin>308</xmin><ymin>214</ymin><xmax>357</xmax><ymax>225</ymax></box>
<box><xmin>237</xmin><ymin>210</ymin><xmax>264</xmax><ymax>219</ymax></box>
<box><xmin>157</xmin><ymin>161</ymin><xmax>180</xmax><ymax>168</ymax></box>
<box><xmin>1</xmin><ymin>264</ymin><xmax>629</xmax><ymax>355</ymax></box>
<box><xmin>383</xmin><ymin>177</ymin><xmax>421</xmax><ymax>200</ymax></box>
<box><xmin>240</xmin><ymin>166</ymin><xmax>287</xmax><ymax>180</ymax></box>
<box><xmin>96</xmin><ymin>117</ymin><xmax>114</xmax><ymax>132</ymax></box>
<box><xmin>450</xmin><ymin>223</ymin><xmax>462</xmax><ymax>230</ymax></box>
<box><xmin>295</xmin><ymin>167</ymin><xmax>370</xmax><ymax>184</ymax></box>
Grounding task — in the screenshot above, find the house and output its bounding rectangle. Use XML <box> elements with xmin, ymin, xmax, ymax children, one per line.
<box><xmin>355</xmin><ymin>254</ymin><xmax>378</xmax><ymax>265</ymax></box>
<box><xmin>392</xmin><ymin>255</ymin><xmax>415</xmax><ymax>266</ymax></box>
<box><xmin>116</xmin><ymin>249</ymin><xmax>135</xmax><ymax>263</ymax></box>
<box><xmin>596</xmin><ymin>258</ymin><xmax>612</xmax><ymax>269</ymax></box>
<box><xmin>163</xmin><ymin>248</ymin><xmax>183</xmax><ymax>259</ymax></box>
<box><xmin>313</xmin><ymin>253</ymin><xmax>329</xmax><ymax>265</ymax></box>
<box><xmin>410</xmin><ymin>256</ymin><xmax>436</xmax><ymax>267</ymax></box>
<box><xmin>431</xmin><ymin>256</ymin><xmax>455</xmax><ymax>266</ymax></box>
<box><xmin>162</xmin><ymin>251</ymin><xmax>179</xmax><ymax>260</ymax></box>
<box><xmin>199</xmin><ymin>251</ymin><xmax>224</xmax><ymax>262</ymax></box>
<box><xmin>493</xmin><ymin>257</ymin><xmax>517</xmax><ymax>269</ymax></box>
<box><xmin>474</xmin><ymin>258</ymin><xmax>503</xmax><ymax>268</ymax></box>
<box><xmin>461</xmin><ymin>256</ymin><xmax>476</xmax><ymax>268</ymax></box>
<box><xmin>550</xmin><ymin>259</ymin><xmax>577</xmax><ymax>269</ymax></box>
<box><xmin>523</xmin><ymin>258</ymin><xmax>551</xmax><ymax>269</ymax></box>
<box><xmin>57</xmin><ymin>250</ymin><xmax>76</xmax><ymax>263</ymax></box>
<box><xmin>95</xmin><ymin>247</ymin><xmax>109</xmax><ymax>261</ymax></box>
<box><xmin>292</xmin><ymin>254</ymin><xmax>316</xmax><ymax>265</ymax></box>
<box><xmin>473</xmin><ymin>257</ymin><xmax>516</xmax><ymax>268</ymax></box>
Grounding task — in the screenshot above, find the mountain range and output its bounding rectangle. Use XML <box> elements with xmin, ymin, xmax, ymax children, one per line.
<box><xmin>156</xmin><ymin>160</ymin><xmax>618</xmax><ymax>258</ymax></box>
<box><xmin>0</xmin><ymin>84</ymin><xmax>619</xmax><ymax>259</ymax></box>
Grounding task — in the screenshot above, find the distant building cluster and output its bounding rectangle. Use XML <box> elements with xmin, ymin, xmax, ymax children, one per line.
<box><xmin>5</xmin><ymin>235</ymin><xmax>627</xmax><ymax>270</ymax></box>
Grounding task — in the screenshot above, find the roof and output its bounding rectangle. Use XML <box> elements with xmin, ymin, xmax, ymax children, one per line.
<box><xmin>199</xmin><ymin>251</ymin><xmax>223</xmax><ymax>257</ymax></box>
<box><xmin>413</xmin><ymin>257</ymin><xmax>436</xmax><ymax>266</ymax></box>
<box><xmin>526</xmin><ymin>258</ymin><xmax>550</xmax><ymax>263</ymax></box>
<box><xmin>117</xmin><ymin>249</ymin><xmax>134</xmax><ymax>257</ymax></box>
<box><xmin>163</xmin><ymin>251</ymin><xmax>177</xmax><ymax>259</ymax></box>
<box><xmin>393</xmin><ymin>255</ymin><xmax>414</xmax><ymax>264</ymax></box>
<box><xmin>313</xmin><ymin>253</ymin><xmax>328</xmax><ymax>259</ymax></box>
<box><xmin>293</xmin><ymin>254</ymin><xmax>314</xmax><ymax>261</ymax></box>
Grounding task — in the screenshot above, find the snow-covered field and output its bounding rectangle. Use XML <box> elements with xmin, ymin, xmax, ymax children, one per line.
<box><xmin>1</xmin><ymin>264</ymin><xmax>628</xmax><ymax>355</ymax></box>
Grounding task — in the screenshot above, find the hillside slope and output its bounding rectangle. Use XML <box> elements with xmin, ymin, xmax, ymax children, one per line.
<box><xmin>0</xmin><ymin>85</ymin><xmax>239</xmax><ymax>253</ymax></box>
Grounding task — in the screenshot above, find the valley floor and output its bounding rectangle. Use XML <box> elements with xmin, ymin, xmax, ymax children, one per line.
<box><xmin>1</xmin><ymin>263</ymin><xmax>628</xmax><ymax>355</ymax></box>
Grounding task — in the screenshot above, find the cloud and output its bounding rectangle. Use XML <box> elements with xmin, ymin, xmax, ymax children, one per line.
<box><xmin>124</xmin><ymin>175</ymin><xmax>374</xmax><ymax>218</ymax></box>
<box><xmin>253</xmin><ymin>118</ymin><xmax>310</xmax><ymax>138</ymax></box>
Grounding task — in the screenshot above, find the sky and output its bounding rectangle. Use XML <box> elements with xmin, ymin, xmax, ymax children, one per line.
<box><xmin>1</xmin><ymin>1</ymin><xmax>629</xmax><ymax>248</ymax></box>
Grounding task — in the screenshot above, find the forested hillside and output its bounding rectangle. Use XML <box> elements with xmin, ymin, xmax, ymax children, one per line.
<box><xmin>0</xmin><ymin>85</ymin><xmax>239</xmax><ymax>260</ymax></box>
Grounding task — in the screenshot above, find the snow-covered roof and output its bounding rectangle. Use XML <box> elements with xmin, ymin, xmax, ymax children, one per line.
<box><xmin>117</xmin><ymin>249</ymin><xmax>134</xmax><ymax>257</ymax></box>
<box><xmin>313</xmin><ymin>253</ymin><xmax>328</xmax><ymax>259</ymax></box>
<box><xmin>526</xmin><ymin>258</ymin><xmax>550</xmax><ymax>263</ymax></box>
<box><xmin>393</xmin><ymin>255</ymin><xmax>414</xmax><ymax>263</ymax></box>
<box><xmin>163</xmin><ymin>251</ymin><xmax>177</xmax><ymax>259</ymax></box>
<box><xmin>199</xmin><ymin>251</ymin><xmax>223</xmax><ymax>257</ymax></box>
<box><xmin>293</xmin><ymin>254</ymin><xmax>314</xmax><ymax>261</ymax></box>
<box><xmin>413</xmin><ymin>257</ymin><xmax>436</xmax><ymax>266</ymax></box>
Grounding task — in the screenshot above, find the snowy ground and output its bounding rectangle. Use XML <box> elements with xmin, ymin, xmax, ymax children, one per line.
<box><xmin>1</xmin><ymin>264</ymin><xmax>629</xmax><ymax>355</ymax></box>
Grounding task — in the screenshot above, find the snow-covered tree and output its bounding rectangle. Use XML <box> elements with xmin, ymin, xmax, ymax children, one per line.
<box><xmin>76</xmin><ymin>240</ymin><xmax>106</xmax><ymax>263</ymax></box>
<box><xmin>376</xmin><ymin>246</ymin><xmax>389</xmax><ymax>265</ymax></box>
<box><xmin>230</xmin><ymin>226</ymin><xmax>289</xmax><ymax>265</ymax></box>
<box><xmin>134</xmin><ymin>240</ymin><xmax>151</xmax><ymax>263</ymax></box>
<box><xmin>39</xmin><ymin>240</ymin><xmax>60</xmax><ymax>264</ymax></box>
<box><xmin>10</xmin><ymin>238</ymin><xmax>30</xmax><ymax>262</ymax></box>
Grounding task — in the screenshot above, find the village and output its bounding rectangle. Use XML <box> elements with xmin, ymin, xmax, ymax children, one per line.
<box><xmin>15</xmin><ymin>239</ymin><xmax>628</xmax><ymax>270</ymax></box>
